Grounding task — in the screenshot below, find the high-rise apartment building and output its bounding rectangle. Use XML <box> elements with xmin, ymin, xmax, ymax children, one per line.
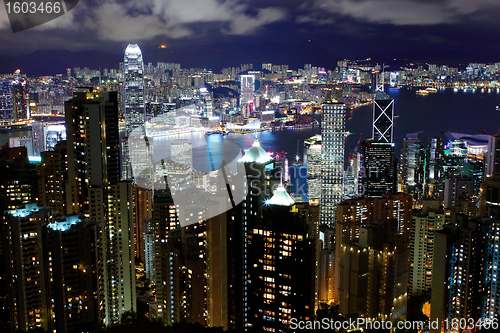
<box><xmin>336</xmin><ymin>193</ymin><xmax>412</xmax><ymax>318</ymax></box>
<box><xmin>320</xmin><ymin>102</ymin><xmax>345</xmax><ymax>227</ymax></box>
<box><xmin>65</xmin><ymin>89</ymin><xmax>136</xmax><ymax>325</ymax></box>
<box><xmin>409</xmin><ymin>200</ymin><xmax>450</xmax><ymax>296</ymax></box>
<box><xmin>246</xmin><ymin>193</ymin><xmax>316</xmax><ymax>332</ymax></box>
<box><xmin>3</xmin><ymin>204</ymin><xmax>100</xmax><ymax>333</ymax></box>
<box><xmin>430</xmin><ymin>216</ymin><xmax>498</xmax><ymax>333</ymax></box>
<box><xmin>123</xmin><ymin>44</ymin><xmax>145</xmax><ymax>180</ymax></box>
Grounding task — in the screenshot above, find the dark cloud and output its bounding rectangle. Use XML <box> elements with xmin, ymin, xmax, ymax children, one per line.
<box><xmin>0</xmin><ymin>0</ymin><xmax>499</xmax><ymax>63</ymax></box>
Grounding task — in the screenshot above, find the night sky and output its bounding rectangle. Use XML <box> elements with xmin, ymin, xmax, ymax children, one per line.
<box><xmin>1</xmin><ymin>0</ymin><xmax>500</xmax><ymax>67</ymax></box>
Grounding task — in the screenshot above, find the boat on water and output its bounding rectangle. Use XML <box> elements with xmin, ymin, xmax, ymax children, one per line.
<box><xmin>426</xmin><ymin>87</ymin><xmax>438</xmax><ymax>92</ymax></box>
<box><xmin>496</xmin><ymin>106</ymin><xmax>499</xmax><ymax>111</ymax></box>
<box><xmin>416</xmin><ymin>89</ymin><xmax>429</xmax><ymax>95</ymax></box>
<box><xmin>205</xmin><ymin>130</ymin><xmax>228</xmax><ymax>136</ymax></box>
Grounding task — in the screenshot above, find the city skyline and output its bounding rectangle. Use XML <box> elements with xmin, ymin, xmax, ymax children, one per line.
<box><xmin>1</xmin><ymin>2</ymin><xmax>500</xmax><ymax>332</ymax></box>
<box><xmin>2</xmin><ymin>0</ymin><xmax>500</xmax><ymax>71</ymax></box>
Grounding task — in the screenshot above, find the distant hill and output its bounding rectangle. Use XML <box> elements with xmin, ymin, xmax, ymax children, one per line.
<box><xmin>0</xmin><ymin>49</ymin><xmax>122</xmax><ymax>76</ymax></box>
<box><xmin>0</xmin><ymin>41</ymin><xmax>340</xmax><ymax>76</ymax></box>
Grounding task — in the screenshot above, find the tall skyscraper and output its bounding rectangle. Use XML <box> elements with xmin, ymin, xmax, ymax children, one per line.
<box><xmin>65</xmin><ymin>90</ymin><xmax>136</xmax><ymax>325</ymax></box>
<box><xmin>320</xmin><ymin>102</ymin><xmax>346</xmax><ymax>227</ymax></box>
<box><xmin>372</xmin><ymin>90</ymin><xmax>394</xmax><ymax>143</ymax></box>
<box><xmin>362</xmin><ymin>140</ymin><xmax>397</xmax><ymax>197</ymax></box>
<box><xmin>0</xmin><ymin>80</ymin><xmax>13</xmax><ymax>120</ymax></box>
<box><xmin>123</xmin><ymin>44</ymin><xmax>145</xmax><ymax>180</ymax></box>
<box><xmin>240</xmin><ymin>75</ymin><xmax>255</xmax><ymax>116</ymax></box>
<box><xmin>400</xmin><ymin>133</ymin><xmax>424</xmax><ymax>201</ymax></box>
<box><xmin>362</xmin><ymin>89</ymin><xmax>397</xmax><ymax>198</ymax></box>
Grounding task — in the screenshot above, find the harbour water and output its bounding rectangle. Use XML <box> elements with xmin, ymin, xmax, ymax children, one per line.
<box><xmin>2</xmin><ymin>87</ymin><xmax>500</xmax><ymax>167</ymax></box>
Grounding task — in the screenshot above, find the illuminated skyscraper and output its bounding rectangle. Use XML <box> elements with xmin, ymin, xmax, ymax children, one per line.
<box><xmin>320</xmin><ymin>102</ymin><xmax>346</xmax><ymax>227</ymax></box>
<box><xmin>240</xmin><ymin>75</ymin><xmax>255</xmax><ymax>116</ymax></box>
<box><xmin>372</xmin><ymin>91</ymin><xmax>394</xmax><ymax>143</ymax></box>
<box><xmin>0</xmin><ymin>80</ymin><xmax>13</xmax><ymax>120</ymax></box>
<box><xmin>123</xmin><ymin>44</ymin><xmax>145</xmax><ymax>179</ymax></box>
<box><xmin>400</xmin><ymin>134</ymin><xmax>424</xmax><ymax>200</ymax></box>
<box><xmin>65</xmin><ymin>90</ymin><xmax>136</xmax><ymax>325</ymax></box>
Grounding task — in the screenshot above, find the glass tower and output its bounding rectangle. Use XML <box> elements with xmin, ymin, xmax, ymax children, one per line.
<box><xmin>320</xmin><ymin>102</ymin><xmax>346</xmax><ymax>227</ymax></box>
<box><xmin>372</xmin><ymin>91</ymin><xmax>394</xmax><ymax>143</ymax></box>
<box><xmin>123</xmin><ymin>44</ymin><xmax>145</xmax><ymax>180</ymax></box>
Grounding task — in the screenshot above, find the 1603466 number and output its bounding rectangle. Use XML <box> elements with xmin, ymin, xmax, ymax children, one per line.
<box><xmin>5</xmin><ymin>1</ymin><xmax>61</xmax><ymax>14</ymax></box>
<box><xmin>444</xmin><ymin>318</ymin><xmax>498</xmax><ymax>331</ymax></box>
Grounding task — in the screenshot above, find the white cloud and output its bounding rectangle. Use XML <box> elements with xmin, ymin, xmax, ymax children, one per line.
<box><xmin>2</xmin><ymin>0</ymin><xmax>287</xmax><ymax>41</ymax></box>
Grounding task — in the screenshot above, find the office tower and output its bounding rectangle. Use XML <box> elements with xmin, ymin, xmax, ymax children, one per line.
<box><xmin>400</xmin><ymin>133</ymin><xmax>424</xmax><ymax>201</ymax></box>
<box><xmin>464</xmin><ymin>157</ymin><xmax>484</xmax><ymax>196</ymax></box>
<box><xmin>26</xmin><ymin>93</ymin><xmax>38</xmax><ymax>118</ymax></box>
<box><xmin>65</xmin><ymin>90</ymin><xmax>136</xmax><ymax>325</ymax></box>
<box><xmin>372</xmin><ymin>90</ymin><xmax>394</xmax><ymax>143</ymax></box>
<box><xmin>409</xmin><ymin>200</ymin><xmax>450</xmax><ymax>296</ymax></box>
<box><xmin>123</xmin><ymin>44</ymin><xmax>145</xmax><ymax>180</ymax></box>
<box><xmin>425</xmin><ymin>137</ymin><xmax>444</xmax><ymax>199</ymax></box>
<box><xmin>132</xmin><ymin>184</ymin><xmax>152</xmax><ymax>260</ymax></box>
<box><xmin>0</xmin><ymin>80</ymin><xmax>13</xmax><ymax>120</ymax></box>
<box><xmin>246</xmin><ymin>195</ymin><xmax>316</xmax><ymax>332</ymax></box>
<box><xmin>304</xmin><ymin>134</ymin><xmax>322</xmax><ymax>205</ymax></box>
<box><xmin>240</xmin><ymin>75</ymin><xmax>255</xmax><ymax>110</ymax></box>
<box><xmin>444</xmin><ymin>176</ymin><xmax>474</xmax><ymax>208</ymax></box>
<box><xmin>320</xmin><ymin>102</ymin><xmax>346</xmax><ymax>227</ymax></box>
<box><xmin>12</xmin><ymin>78</ymin><xmax>27</xmax><ymax>121</ymax></box>
<box><xmin>430</xmin><ymin>216</ymin><xmax>496</xmax><ymax>333</ymax></box>
<box><xmin>442</xmin><ymin>140</ymin><xmax>468</xmax><ymax>179</ymax></box>
<box><xmin>200</xmin><ymin>87</ymin><xmax>214</xmax><ymax>117</ymax></box>
<box><xmin>361</xmin><ymin>140</ymin><xmax>397</xmax><ymax>198</ymax></box>
<box><xmin>3</xmin><ymin>204</ymin><xmax>53</xmax><ymax>332</ymax></box>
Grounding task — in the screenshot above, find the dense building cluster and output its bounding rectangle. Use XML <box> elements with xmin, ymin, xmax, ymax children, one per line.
<box><xmin>0</xmin><ymin>44</ymin><xmax>499</xmax><ymax>333</ymax></box>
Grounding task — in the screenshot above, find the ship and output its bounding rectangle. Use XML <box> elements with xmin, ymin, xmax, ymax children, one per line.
<box><xmin>426</xmin><ymin>87</ymin><xmax>438</xmax><ymax>93</ymax></box>
<box><xmin>416</xmin><ymin>89</ymin><xmax>429</xmax><ymax>95</ymax></box>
